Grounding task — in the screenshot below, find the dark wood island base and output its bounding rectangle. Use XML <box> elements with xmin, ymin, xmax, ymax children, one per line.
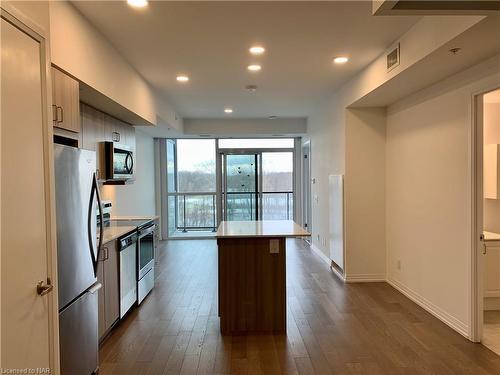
<box><xmin>216</xmin><ymin>220</ymin><xmax>310</xmax><ymax>335</ymax></box>
<box><xmin>218</xmin><ymin>236</ymin><xmax>286</xmax><ymax>335</ymax></box>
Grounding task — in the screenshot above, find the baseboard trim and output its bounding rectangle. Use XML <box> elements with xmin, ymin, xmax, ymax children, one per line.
<box><xmin>387</xmin><ymin>278</ymin><xmax>469</xmax><ymax>339</ymax></box>
<box><xmin>344</xmin><ymin>273</ymin><xmax>386</xmax><ymax>283</ymax></box>
<box><xmin>310</xmin><ymin>244</ymin><xmax>346</xmax><ymax>282</ymax></box>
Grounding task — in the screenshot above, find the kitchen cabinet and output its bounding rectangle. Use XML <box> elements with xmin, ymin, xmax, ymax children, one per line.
<box><xmin>52</xmin><ymin>67</ymin><xmax>80</xmax><ymax>133</ymax></box>
<box><xmin>81</xmin><ymin>104</ymin><xmax>105</xmax><ymax>179</ymax></box>
<box><xmin>96</xmin><ymin>256</ymin><xmax>105</xmax><ymax>339</ymax></box>
<box><xmin>97</xmin><ymin>239</ymin><xmax>120</xmax><ymax>341</ymax></box>
<box><xmin>81</xmin><ymin>103</ymin><xmax>136</xmax><ymax>181</ymax></box>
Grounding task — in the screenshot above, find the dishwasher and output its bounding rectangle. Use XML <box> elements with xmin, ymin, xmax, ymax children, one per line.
<box><xmin>119</xmin><ymin>231</ymin><xmax>137</xmax><ymax>318</ymax></box>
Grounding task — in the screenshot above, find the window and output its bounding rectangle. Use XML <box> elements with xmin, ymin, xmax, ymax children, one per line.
<box><xmin>262</xmin><ymin>152</ymin><xmax>293</xmax><ymax>220</ymax></box>
<box><xmin>177</xmin><ymin>139</ymin><xmax>216</xmax><ymax>192</ymax></box>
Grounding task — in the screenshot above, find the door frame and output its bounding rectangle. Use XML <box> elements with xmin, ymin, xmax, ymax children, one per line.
<box><xmin>471</xmin><ymin>85</ymin><xmax>500</xmax><ymax>343</ymax></box>
<box><xmin>0</xmin><ymin>5</ymin><xmax>60</xmax><ymax>372</ymax></box>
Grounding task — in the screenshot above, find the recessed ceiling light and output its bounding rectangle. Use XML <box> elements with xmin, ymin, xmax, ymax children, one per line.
<box><xmin>333</xmin><ymin>56</ymin><xmax>349</xmax><ymax>64</ymax></box>
<box><xmin>176</xmin><ymin>75</ymin><xmax>189</xmax><ymax>83</ymax></box>
<box><xmin>249</xmin><ymin>46</ymin><xmax>265</xmax><ymax>55</ymax></box>
<box><xmin>127</xmin><ymin>0</ymin><xmax>148</xmax><ymax>8</ymax></box>
<box><xmin>224</xmin><ymin>108</ymin><xmax>233</xmax><ymax>114</ymax></box>
<box><xmin>247</xmin><ymin>65</ymin><xmax>262</xmax><ymax>72</ymax></box>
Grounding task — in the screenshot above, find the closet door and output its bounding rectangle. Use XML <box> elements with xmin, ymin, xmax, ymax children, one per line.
<box><xmin>1</xmin><ymin>15</ymin><xmax>52</xmax><ymax>369</ymax></box>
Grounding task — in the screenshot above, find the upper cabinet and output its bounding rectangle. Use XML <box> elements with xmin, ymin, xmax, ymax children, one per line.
<box><xmin>52</xmin><ymin>67</ymin><xmax>80</xmax><ymax>133</ymax></box>
<box><xmin>80</xmin><ymin>103</ymin><xmax>136</xmax><ymax>182</ymax></box>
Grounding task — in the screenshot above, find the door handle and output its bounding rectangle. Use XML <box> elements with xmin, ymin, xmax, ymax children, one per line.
<box><xmin>37</xmin><ymin>278</ymin><xmax>53</xmax><ymax>296</ymax></box>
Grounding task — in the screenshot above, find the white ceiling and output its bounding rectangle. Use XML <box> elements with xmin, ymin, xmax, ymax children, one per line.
<box><xmin>72</xmin><ymin>1</ymin><xmax>419</xmax><ymax>119</ymax></box>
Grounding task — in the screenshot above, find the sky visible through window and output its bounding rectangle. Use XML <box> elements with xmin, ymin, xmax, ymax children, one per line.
<box><xmin>176</xmin><ymin>138</ymin><xmax>294</xmax><ymax>172</ymax></box>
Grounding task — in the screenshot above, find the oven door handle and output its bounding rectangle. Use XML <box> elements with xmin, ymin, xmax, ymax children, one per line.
<box><xmin>138</xmin><ymin>225</ymin><xmax>155</xmax><ymax>237</ymax></box>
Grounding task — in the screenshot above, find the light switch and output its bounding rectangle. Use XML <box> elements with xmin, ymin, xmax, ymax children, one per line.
<box><xmin>270</xmin><ymin>239</ymin><xmax>279</xmax><ymax>254</ymax></box>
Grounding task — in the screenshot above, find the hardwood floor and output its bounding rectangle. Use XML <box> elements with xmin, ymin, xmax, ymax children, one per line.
<box><xmin>483</xmin><ymin>311</ymin><xmax>500</xmax><ymax>356</ymax></box>
<box><xmin>98</xmin><ymin>239</ymin><xmax>500</xmax><ymax>374</ymax></box>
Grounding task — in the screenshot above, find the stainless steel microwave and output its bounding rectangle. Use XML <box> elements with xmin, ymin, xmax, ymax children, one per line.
<box><xmin>102</xmin><ymin>142</ymin><xmax>134</xmax><ymax>181</ymax></box>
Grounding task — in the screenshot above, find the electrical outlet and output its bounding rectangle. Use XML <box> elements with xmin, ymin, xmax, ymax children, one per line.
<box><xmin>270</xmin><ymin>239</ymin><xmax>279</xmax><ymax>254</ymax></box>
<box><xmin>397</xmin><ymin>260</ymin><xmax>401</xmax><ymax>270</ymax></box>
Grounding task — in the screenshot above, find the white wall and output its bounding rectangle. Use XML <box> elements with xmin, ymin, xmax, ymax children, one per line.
<box><xmin>183</xmin><ymin>118</ymin><xmax>306</xmax><ymax>136</ymax></box>
<box><xmin>48</xmin><ymin>2</ymin><xmax>183</xmax><ymax>132</ymax></box>
<box><xmin>49</xmin><ymin>1</ymin><xmax>157</xmax><ymax>125</ymax></box>
<box><xmin>101</xmin><ymin>130</ymin><xmax>156</xmax><ymax>217</ymax></box>
<box><xmin>307</xmin><ymin>15</ymin><xmax>491</xmax><ymax>278</ymax></box>
<box><xmin>386</xmin><ymin>55</ymin><xmax>500</xmax><ymax>337</ymax></box>
<box><xmin>344</xmin><ymin>108</ymin><xmax>386</xmax><ymax>281</ymax></box>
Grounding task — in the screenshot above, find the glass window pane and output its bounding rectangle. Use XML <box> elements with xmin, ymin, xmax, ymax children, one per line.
<box><xmin>177</xmin><ymin>139</ymin><xmax>216</xmax><ymax>192</ymax></box>
<box><xmin>226</xmin><ymin>154</ymin><xmax>256</xmax><ymax>192</ymax></box>
<box><xmin>261</xmin><ymin>152</ymin><xmax>293</xmax><ymax>220</ymax></box>
<box><xmin>177</xmin><ymin>195</ymin><xmax>216</xmax><ymax>230</ymax></box>
<box><xmin>218</xmin><ymin>138</ymin><xmax>294</xmax><ymax>149</ymax></box>
<box><xmin>166</xmin><ymin>140</ymin><xmax>176</xmax><ymax>193</ymax></box>
<box><xmin>262</xmin><ymin>193</ymin><xmax>293</xmax><ymax>220</ymax></box>
<box><xmin>167</xmin><ymin>195</ymin><xmax>177</xmax><ymax>235</ymax></box>
<box><xmin>262</xmin><ymin>152</ymin><xmax>293</xmax><ymax>192</ymax></box>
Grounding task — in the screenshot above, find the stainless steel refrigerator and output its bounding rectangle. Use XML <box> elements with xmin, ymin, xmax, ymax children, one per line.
<box><xmin>54</xmin><ymin>144</ymin><xmax>103</xmax><ymax>375</ymax></box>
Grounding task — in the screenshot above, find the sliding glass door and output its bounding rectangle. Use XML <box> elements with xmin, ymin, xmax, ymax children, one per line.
<box><xmin>222</xmin><ymin>153</ymin><xmax>260</xmax><ymax>221</ymax></box>
<box><xmin>219</xmin><ymin>149</ymin><xmax>294</xmax><ymax>222</ymax></box>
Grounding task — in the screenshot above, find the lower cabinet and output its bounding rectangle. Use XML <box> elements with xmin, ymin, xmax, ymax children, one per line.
<box><xmin>97</xmin><ymin>239</ymin><xmax>120</xmax><ymax>341</ymax></box>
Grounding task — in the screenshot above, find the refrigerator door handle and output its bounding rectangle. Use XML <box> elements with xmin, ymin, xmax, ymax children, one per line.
<box><xmin>87</xmin><ymin>173</ymin><xmax>103</xmax><ymax>276</ymax></box>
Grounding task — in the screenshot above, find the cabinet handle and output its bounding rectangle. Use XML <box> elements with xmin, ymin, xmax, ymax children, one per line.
<box><xmin>101</xmin><ymin>246</ymin><xmax>108</xmax><ymax>261</ymax></box>
<box><xmin>52</xmin><ymin>105</ymin><xmax>57</xmax><ymax>123</ymax></box>
<box><xmin>56</xmin><ymin>106</ymin><xmax>63</xmax><ymax>123</ymax></box>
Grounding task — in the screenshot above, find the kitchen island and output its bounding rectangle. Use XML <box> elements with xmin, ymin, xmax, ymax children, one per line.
<box><xmin>216</xmin><ymin>220</ymin><xmax>310</xmax><ymax>335</ymax></box>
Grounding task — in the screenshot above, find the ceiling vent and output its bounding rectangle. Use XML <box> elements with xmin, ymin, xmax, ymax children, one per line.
<box><xmin>387</xmin><ymin>43</ymin><xmax>400</xmax><ymax>72</ymax></box>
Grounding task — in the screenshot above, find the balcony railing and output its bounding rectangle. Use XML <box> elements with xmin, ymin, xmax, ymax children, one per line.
<box><xmin>167</xmin><ymin>191</ymin><xmax>293</xmax><ymax>233</ymax></box>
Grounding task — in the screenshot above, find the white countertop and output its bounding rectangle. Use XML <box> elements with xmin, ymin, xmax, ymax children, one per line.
<box><xmin>111</xmin><ymin>215</ymin><xmax>160</xmax><ymax>221</ymax></box>
<box><xmin>216</xmin><ymin>220</ymin><xmax>310</xmax><ymax>238</ymax></box>
<box><xmin>99</xmin><ymin>225</ymin><xmax>136</xmax><ymax>244</ymax></box>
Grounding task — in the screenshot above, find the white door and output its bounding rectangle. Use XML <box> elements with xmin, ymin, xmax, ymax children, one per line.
<box><xmin>1</xmin><ymin>16</ymin><xmax>52</xmax><ymax>369</ymax></box>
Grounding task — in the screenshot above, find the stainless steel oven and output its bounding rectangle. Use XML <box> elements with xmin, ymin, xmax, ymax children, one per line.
<box><xmin>137</xmin><ymin>221</ymin><xmax>155</xmax><ymax>303</ymax></box>
<box><xmin>102</xmin><ymin>142</ymin><xmax>134</xmax><ymax>181</ymax></box>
